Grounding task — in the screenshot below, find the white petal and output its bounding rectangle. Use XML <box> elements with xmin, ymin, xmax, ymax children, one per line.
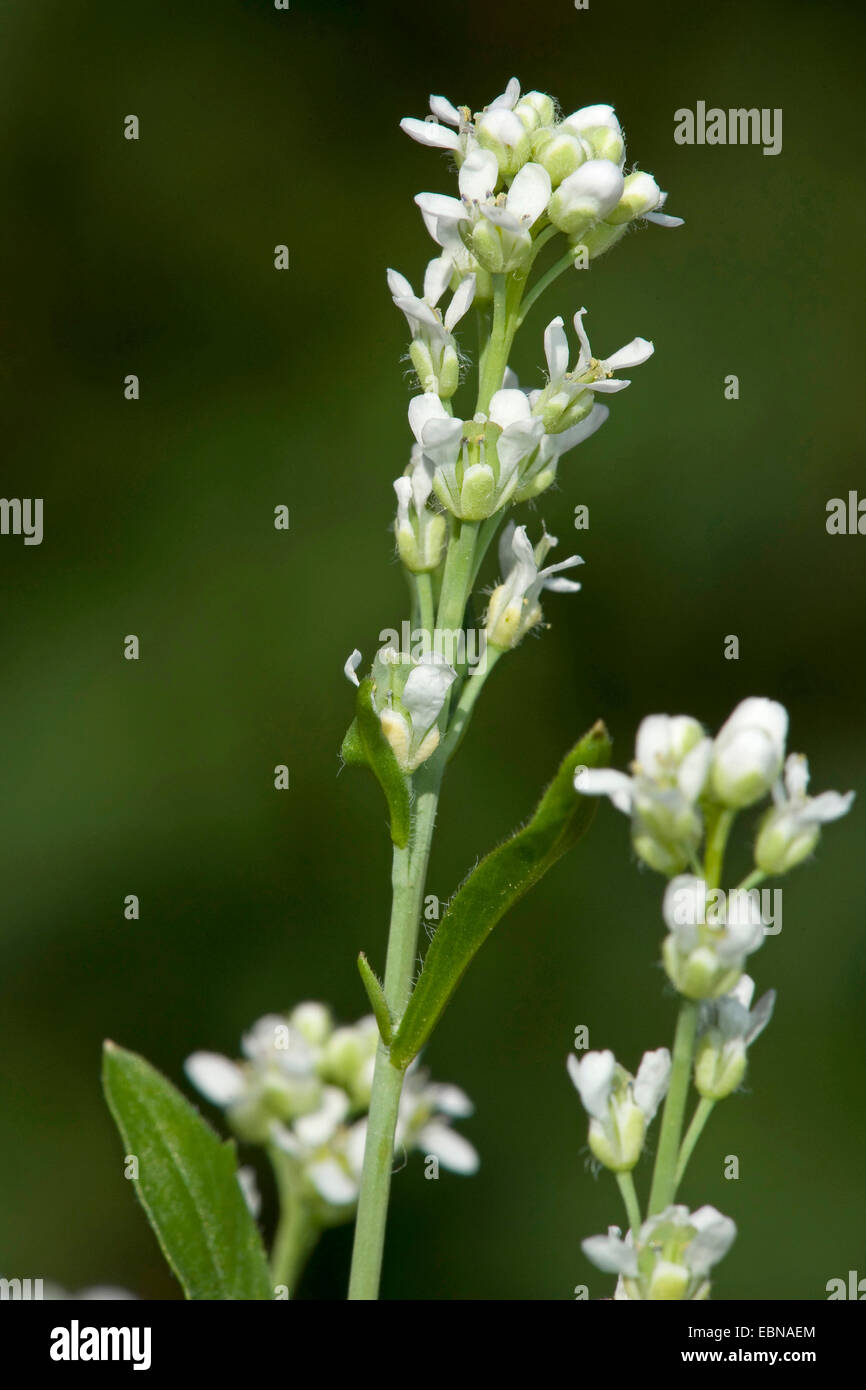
<box><xmin>416</xmin><ymin>1121</ymin><xmax>479</xmax><ymax>1174</ymax></box>
<box><xmin>387</xmin><ymin>268</ymin><xmax>413</xmax><ymax>300</ymax></box>
<box><xmin>678</xmin><ymin>738</ymin><xmax>713</xmax><ymax>801</ymax></box>
<box><xmin>644</xmin><ymin>211</ymin><xmax>684</xmax><ymax>227</ymax></box>
<box><xmin>505</xmin><ymin>162</ymin><xmax>551</xmax><ymax>224</ymax></box>
<box><xmin>426</xmin><ymin>1083</ymin><xmax>474</xmax><ymax>1117</ymax></box>
<box><xmin>633</xmin><ymin>1048</ymin><xmax>671</xmax><ymax>1120</ymax></box>
<box><xmin>489</xmin><ymin>387</ymin><xmax>532</xmax><ymax>430</ymax></box>
<box><xmin>479</xmin><ymin>203</ymin><xmax>523</xmax><ymax>236</ymax></box>
<box><xmin>783</xmin><ymin>752</ymin><xmax>809</xmax><ymax>800</ymax></box>
<box><xmin>582</xmin><ymin>1233</ymin><xmax>639</xmax><ymax>1277</ymax></box>
<box><xmin>458</xmin><ymin>147</ymin><xmax>499</xmax><ymax>203</ymax></box>
<box><xmin>294</xmin><ymin>1087</ymin><xmax>349</xmax><ymax>1147</ymax></box>
<box><xmin>307</xmin><ymin>1158</ymin><xmax>359</xmax><ymax>1207</ymax></box>
<box><xmin>804</xmin><ymin>789</ymin><xmax>855</xmax><ymax>823</ymax></box>
<box><xmin>574</xmin><ymin>767</ymin><xmax>634</xmax><ymax>814</ymax></box>
<box><xmin>423</xmin><ymin>255</ymin><xmax>452</xmax><ymax>307</ymax></box>
<box><xmin>344</xmin><ymin>649</ymin><xmax>362</xmax><ymax>687</ymax></box>
<box><xmin>567</xmin><ymin>1049</ymin><xmax>615</xmax><ymax>1120</ymax></box>
<box><xmin>604</xmin><ymin>337</ymin><xmax>655</xmax><ymax>372</ymax></box>
<box><xmin>400</xmin><ymin>116</ymin><xmax>461</xmax><ymax>151</ymax></box>
<box><xmin>488</xmin><ymin>76</ymin><xmax>521</xmax><ymax>111</ymax></box>
<box><xmin>543</xmin><ymin>316</ymin><xmax>569</xmax><ymax>382</ymax></box>
<box><xmin>429</xmin><ymin>94</ymin><xmax>461</xmax><ymax>126</ymax></box>
<box><xmin>184</xmin><ymin>1052</ymin><xmax>246</xmax><ymax>1106</ymax></box>
<box><xmin>236</xmin><ymin>1166</ymin><xmax>261</xmax><ymax>1219</ymax></box>
<box><xmin>415</xmin><ymin>191</ymin><xmax>466</xmax><ymax>228</ymax></box>
<box><xmin>562</xmin><ymin>103</ymin><xmax>620</xmax><ymax>136</ymax></box>
<box><xmin>687</xmin><ymin>1207</ymin><xmax>737</xmax><ymax>1274</ymax></box>
<box><xmin>408</xmin><ymin>392</ymin><xmax>449</xmax><ymax>444</ymax></box>
<box><xmin>402</xmin><ymin>657</ymin><xmax>457</xmax><ymax>735</ymax></box>
<box><xmin>444</xmin><ymin>274</ymin><xmax>476</xmax><ymax>332</ymax></box>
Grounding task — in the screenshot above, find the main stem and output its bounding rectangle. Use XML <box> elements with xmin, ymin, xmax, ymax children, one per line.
<box><xmin>348</xmin><ymin>524</ymin><xmax>479</xmax><ymax>1300</ymax></box>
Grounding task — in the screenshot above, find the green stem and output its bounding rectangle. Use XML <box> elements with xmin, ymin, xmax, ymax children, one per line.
<box><xmin>518</xmin><ymin>247</ymin><xmax>579</xmax><ymax>326</ymax></box>
<box><xmin>735</xmin><ymin>869</ymin><xmax>766</xmax><ymax>893</ymax></box>
<box><xmin>476</xmin><ymin>274</ymin><xmax>509</xmax><ymax>413</ymax></box>
<box><xmin>269</xmin><ymin>1148</ymin><xmax>319</xmax><ymax>1295</ymax></box>
<box><xmin>616</xmin><ymin>1170</ymin><xmax>642</xmax><ymax>1237</ymax></box>
<box><xmin>647</xmin><ymin>999</ymin><xmax>699</xmax><ymax>1215</ymax></box>
<box><xmin>675</xmin><ymin>1096</ymin><xmax>716</xmax><ymax>1190</ymax></box>
<box><xmin>704</xmin><ymin>807</ymin><xmax>735</xmax><ymax>891</ymax></box>
<box><xmin>347</xmin><ymin>771</ymin><xmax>441</xmax><ymax>1299</ymax></box>
<box><xmin>416</xmin><ymin>571</ymin><xmax>435</xmax><ymax>637</ymax></box>
<box><xmin>440</xmin><ymin>645</ymin><xmax>502</xmax><ymax>762</ymax></box>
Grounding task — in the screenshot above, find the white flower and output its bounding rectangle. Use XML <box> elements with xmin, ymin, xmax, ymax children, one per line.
<box><xmin>755</xmin><ymin>753</ymin><xmax>854</xmax><ymax>874</ymax></box>
<box><xmin>576</xmin><ymin>714</ymin><xmax>712</xmax><ymax>876</ymax></box>
<box><xmin>408</xmin><ymin>389</ymin><xmax>543</xmax><ymax>520</ymax></box>
<box><xmin>533</xmin><ymin>308</ymin><xmax>653</xmax><ymax>432</ymax></box>
<box><xmin>398</xmin><ymin>1066</ymin><xmax>479</xmax><ymax>1175</ymax></box>
<box><xmin>400</xmin><ymin>76</ymin><xmax>530</xmax><ymax>175</ymax></box>
<box><xmin>710</xmin><ymin>697</ymin><xmax>788</xmax><ymax>808</ymax></box>
<box><xmin>388</xmin><ymin>257</ymin><xmax>475</xmax><ymax>397</ymax></box>
<box><xmin>485</xmin><ymin>522</ymin><xmax>583</xmax><ymax>649</ymax></box>
<box><xmin>694</xmin><ymin>974</ymin><xmax>776</xmax><ymax>1099</ymax></box>
<box><xmin>379</xmin><ymin>652</ymin><xmax>457</xmax><ymax>772</ymax></box>
<box><xmin>566</xmin><ymin>1047</ymin><xmax>670</xmax><ymax>1171</ymax></box>
<box><xmin>415</xmin><ymin>149</ymin><xmax>551</xmax><ymax>274</ymax></box>
<box><xmin>393</xmin><ymin>448</ymin><xmax>447</xmax><ymax>573</ymax></box>
<box><xmin>584</xmin><ymin>1204</ymin><xmax>736</xmax><ymax>1300</ymax></box>
<box><xmin>661</xmin><ymin>874</ymin><xmax>766</xmax><ymax>999</ymax></box>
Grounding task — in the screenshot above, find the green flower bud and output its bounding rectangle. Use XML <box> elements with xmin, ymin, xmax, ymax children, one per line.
<box><xmin>647</xmin><ymin>1260</ymin><xmax>691</xmax><ymax>1301</ymax></box>
<box><xmin>606</xmin><ymin>171</ymin><xmax>662</xmax><ymax>225</ymax></box>
<box><xmin>532</xmin><ymin>129</ymin><xmax>585</xmax><ymax>186</ymax></box>
<box><xmin>588</xmin><ymin>1100</ymin><xmax>646</xmax><ymax>1172</ymax></box>
<box><xmin>514</xmin><ymin>91</ymin><xmax>556</xmax><ymax>132</ymax></box>
<box><xmin>694</xmin><ymin>1034</ymin><xmax>747</xmax><ymax>1100</ymax></box>
<box><xmin>475</xmin><ymin>108</ymin><xmax>532</xmax><ymax>176</ymax></box>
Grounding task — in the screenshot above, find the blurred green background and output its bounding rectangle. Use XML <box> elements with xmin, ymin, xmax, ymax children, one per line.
<box><xmin>1</xmin><ymin>0</ymin><xmax>863</xmax><ymax>1300</ymax></box>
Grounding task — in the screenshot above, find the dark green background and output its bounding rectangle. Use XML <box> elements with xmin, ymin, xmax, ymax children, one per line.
<box><xmin>1</xmin><ymin>0</ymin><xmax>863</xmax><ymax>1299</ymax></box>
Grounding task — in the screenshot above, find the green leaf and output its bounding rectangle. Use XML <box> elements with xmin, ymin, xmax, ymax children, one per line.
<box><xmin>357</xmin><ymin>952</ymin><xmax>394</xmax><ymax>1045</ymax></box>
<box><xmin>102</xmin><ymin>1041</ymin><xmax>273</xmax><ymax>1300</ymax></box>
<box><xmin>389</xmin><ymin>721</ymin><xmax>611</xmax><ymax>1069</ymax></box>
<box><xmin>340</xmin><ymin>678</ymin><xmax>411</xmax><ymax>848</ymax></box>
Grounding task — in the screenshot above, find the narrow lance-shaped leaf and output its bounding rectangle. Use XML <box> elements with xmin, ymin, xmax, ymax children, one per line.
<box><xmin>389</xmin><ymin>721</ymin><xmax>611</xmax><ymax>1068</ymax></box>
<box><xmin>341</xmin><ymin>678</ymin><xmax>411</xmax><ymax>848</ymax></box>
<box><xmin>102</xmin><ymin>1041</ymin><xmax>273</xmax><ymax>1300</ymax></box>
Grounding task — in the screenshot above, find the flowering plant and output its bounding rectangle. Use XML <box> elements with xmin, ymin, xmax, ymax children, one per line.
<box><xmin>98</xmin><ymin>77</ymin><xmax>851</xmax><ymax>1303</ymax></box>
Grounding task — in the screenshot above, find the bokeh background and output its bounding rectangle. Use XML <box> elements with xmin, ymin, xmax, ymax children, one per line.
<box><xmin>1</xmin><ymin>0</ymin><xmax>863</xmax><ymax>1300</ymax></box>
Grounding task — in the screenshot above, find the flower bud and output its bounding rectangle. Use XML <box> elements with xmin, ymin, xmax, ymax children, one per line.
<box><xmin>532</xmin><ymin>129</ymin><xmax>586</xmax><ymax>186</ymax></box>
<box><xmin>694</xmin><ymin>1033</ymin><xmax>747</xmax><ymax>1100</ymax></box>
<box><xmin>548</xmin><ymin>160</ymin><xmax>625</xmax><ymax>235</ymax></box>
<box><xmin>475</xmin><ymin>107</ymin><xmax>531</xmax><ymax>176</ymax></box>
<box><xmin>605</xmin><ymin>170</ymin><xmax>662</xmax><ymax>225</ymax></box>
<box><xmin>513</xmin><ymin>91</ymin><xmax>556</xmax><ymax>132</ymax></box>
<box><xmin>560</xmin><ymin>104</ymin><xmax>625</xmax><ymax>165</ymax></box>
<box><xmin>710</xmin><ymin>698</ymin><xmax>788</xmax><ymax>808</ymax></box>
<box><xmin>647</xmin><ymin>1260</ymin><xmax>691</xmax><ymax>1301</ymax></box>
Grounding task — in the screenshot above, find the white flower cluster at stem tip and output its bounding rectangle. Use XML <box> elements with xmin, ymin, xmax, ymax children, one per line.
<box><xmin>341</xmin><ymin>79</ymin><xmax>685</xmax><ymax>776</ymax></box>
<box><xmin>186</xmin><ymin>1004</ymin><xmax>478</xmax><ymax>1221</ymax></box>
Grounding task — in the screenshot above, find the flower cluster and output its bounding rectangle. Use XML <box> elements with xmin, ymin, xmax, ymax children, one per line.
<box><xmin>186</xmin><ymin>1005</ymin><xmax>478</xmax><ymax>1220</ymax></box>
<box><xmin>576</xmin><ymin>698</ymin><xmax>854</xmax><ymax>888</ymax></box>
<box><xmin>401</xmin><ymin>78</ymin><xmax>681</xmax><ymax>289</ymax></box>
<box><xmin>583</xmin><ymin>1204</ymin><xmax>737</xmax><ymax>1301</ymax></box>
<box><xmin>569</xmin><ymin>697</ymin><xmax>852</xmax><ymax>1298</ymax></box>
